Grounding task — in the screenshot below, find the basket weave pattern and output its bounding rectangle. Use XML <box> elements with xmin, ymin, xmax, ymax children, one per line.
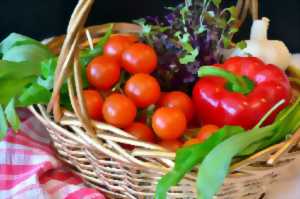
<box><xmin>28</xmin><ymin>0</ymin><xmax>300</xmax><ymax>198</ymax></box>
<box><xmin>30</xmin><ymin>102</ymin><xmax>300</xmax><ymax>199</ymax></box>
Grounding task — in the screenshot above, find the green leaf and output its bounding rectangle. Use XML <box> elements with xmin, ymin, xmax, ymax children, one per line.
<box><xmin>2</xmin><ymin>44</ymin><xmax>54</xmax><ymax>63</ymax></box>
<box><xmin>4</xmin><ymin>98</ymin><xmax>20</xmax><ymax>132</ymax></box>
<box><xmin>133</xmin><ymin>18</ymin><xmax>152</xmax><ymax>35</ymax></box>
<box><xmin>224</xmin><ymin>6</ymin><xmax>238</xmax><ymax>18</ymax></box>
<box><xmin>41</xmin><ymin>57</ymin><xmax>57</xmax><ymax>78</ymax></box>
<box><xmin>0</xmin><ymin>76</ymin><xmax>36</xmax><ymax>105</ymax></box>
<box><xmin>260</xmin><ymin>98</ymin><xmax>300</xmax><ymax>148</ymax></box>
<box><xmin>0</xmin><ymin>33</ymin><xmax>50</xmax><ymax>55</ymax></box>
<box><xmin>222</xmin><ymin>6</ymin><xmax>238</xmax><ymax>24</ymax></box>
<box><xmin>180</xmin><ymin>6</ymin><xmax>189</xmax><ymax>24</ymax></box>
<box><xmin>179</xmin><ymin>48</ymin><xmax>199</xmax><ymax>64</ymax></box>
<box><xmin>0</xmin><ymin>105</ymin><xmax>8</xmax><ymax>138</ymax></box>
<box><xmin>96</xmin><ymin>24</ymin><xmax>114</xmax><ymax>48</ymax></box>
<box><xmin>197</xmin><ymin>25</ymin><xmax>207</xmax><ymax>34</ymax></box>
<box><xmin>37</xmin><ymin>76</ymin><xmax>54</xmax><ymax>90</ymax></box>
<box><xmin>37</xmin><ymin>57</ymin><xmax>58</xmax><ymax>90</ymax></box>
<box><xmin>0</xmin><ymin>60</ymin><xmax>40</xmax><ymax>79</ymax></box>
<box><xmin>229</xmin><ymin>28</ymin><xmax>239</xmax><ymax>34</ymax></box>
<box><xmin>60</xmin><ymin>92</ymin><xmax>73</xmax><ymax>111</ymax></box>
<box><xmin>80</xmin><ymin>24</ymin><xmax>113</xmax><ymax>66</ymax></box>
<box><xmin>222</xmin><ymin>36</ymin><xmax>230</xmax><ymax>48</ymax></box>
<box><xmin>215</xmin><ymin>17</ymin><xmax>227</xmax><ymax>29</ymax></box>
<box><xmin>236</xmin><ymin>41</ymin><xmax>247</xmax><ymax>50</ymax></box>
<box><xmin>212</xmin><ymin>0</ymin><xmax>222</xmax><ymax>8</ymax></box>
<box><xmin>18</xmin><ymin>83</ymin><xmax>51</xmax><ymax>106</ymax></box>
<box><xmin>238</xmin><ymin>138</ymin><xmax>268</xmax><ymax>156</ymax></box>
<box><xmin>155</xmin><ymin>126</ymin><xmax>244</xmax><ymax>199</ymax></box>
<box><xmin>175</xmin><ymin>32</ymin><xmax>191</xmax><ymax>47</ymax></box>
<box><xmin>197</xmin><ymin>125</ymin><xmax>275</xmax><ymax>199</ymax></box>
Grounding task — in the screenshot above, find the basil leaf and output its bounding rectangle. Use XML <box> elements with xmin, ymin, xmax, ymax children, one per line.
<box><xmin>0</xmin><ymin>60</ymin><xmax>40</xmax><ymax>79</ymax></box>
<box><xmin>3</xmin><ymin>44</ymin><xmax>53</xmax><ymax>63</ymax></box>
<box><xmin>197</xmin><ymin>125</ymin><xmax>275</xmax><ymax>199</ymax></box>
<box><xmin>4</xmin><ymin>98</ymin><xmax>20</xmax><ymax>132</ymax></box>
<box><xmin>0</xmin><ymin>76</ymin><xmax>36</xmax><ymax>105</ymax></box>
<box><xmin>0</xmin><ymin>105</ymin><xmax>8</xmax><ymax>138</ymax></box>
<box><xmin>155</xmin><ymin>126</ymin><xmax>244</xmax><ymax>199</ymax></box>
<box><xmin>18</xmin><ymin>83</ymin><xmax>51</xmax><ymax>106</ymax></box>
<box><xmin>0</xmin><ymin>33</ymin><xmax>50</xmax><ymax>54</ymax></box>
<box><xmin>37</xmin><ymin>76</ymin><xmax>54</xmax><ymax>90</ymax></box>
<box><xmin>41</xmin><ymin>57</ymin><xmax>57</xmax><ymax>78</ymax></box>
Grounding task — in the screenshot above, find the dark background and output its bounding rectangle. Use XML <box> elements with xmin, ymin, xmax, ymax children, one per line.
<box><xmin>0</xmin><ymin>0</ymin><xmax>299</xmax><ymax>52</ymax></box>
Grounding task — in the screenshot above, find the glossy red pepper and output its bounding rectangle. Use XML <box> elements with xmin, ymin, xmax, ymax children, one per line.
<box><xmin>193</xmin><ymin>57</ymin><xmax>292</xmax><ymax>129</ymax></box>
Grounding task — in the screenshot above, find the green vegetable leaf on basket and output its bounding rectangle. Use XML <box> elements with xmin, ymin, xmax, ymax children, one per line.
<box><xmin>0</xmin><ymin>33</ymin><xmax>54</xmax><ymax>136</ymax></box>
<box><xmin>155</xmin><ymin>125</ymin><xmax>244</xmax><ymax>199</ymax></box>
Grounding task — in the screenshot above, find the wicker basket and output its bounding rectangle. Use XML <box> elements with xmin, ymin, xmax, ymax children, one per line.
<box><xmin>28</xmin><ymin>0</ymin><xmax>300</xmax><ymax>198</ymax></box>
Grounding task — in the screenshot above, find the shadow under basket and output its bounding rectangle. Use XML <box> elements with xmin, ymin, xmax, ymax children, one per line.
<box><xmin>28</xmin><ymin>0</ymin><xmax>300</xmax><ymax>198</ymax></box>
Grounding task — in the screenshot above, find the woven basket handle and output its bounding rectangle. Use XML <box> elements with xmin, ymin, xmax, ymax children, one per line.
<box><xmin>236</xmin><ymin>0</ymin><xmax>259</xmax><ymax>27</ymax></box>
<box><xmin>48</xmin><ymin>0</ymin><xmax>96</xmax><ymax>135</ymax></box>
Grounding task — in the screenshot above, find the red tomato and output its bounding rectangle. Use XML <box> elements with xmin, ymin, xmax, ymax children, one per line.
<box><xmin>158</xmin><ymin>91</ymin><xmax>194</xmax><ymax>122</ymax></box>
<box><xmin>82</xmin><ymin>90</ymin><xmax>104</xmax><ymax>121</ymax></box>
<box><xmin>125</xmin><ymin>73</ymin><xmax>161</xmax><ymax>108</ymax></box>
<box><xmin>197</xmin><ymin>124</ymin><xmax>219</xmax><ymax>142</ymax></box>
<box><xmin>102</xmin><ymin>93</ymin><xmax>137</xmax><ymax>128</ymax></box>
<box><xmin>158</xmin><ymin>140</ymin><xmax>182</xmax><ymax>152</ymax></box>
<box><xmin>152</xmin><ymin>107</ymin><xmax>187</xmax><ymax>140</ymax></box>
<box><xmin>86</xmin><ymin>55</ymin><xmax>120</xmax><ymax>90</ymax></box>
<box><xmin>125</xmin><ymin>122</ymin><xmax>155</xmax><ymax>143</ymax></box>
<box><xmin>122</xmin><ymin>43</ymin><xmax>158</xmax><ymax>74</ymax></box>
<box><xmin>183</xmin><ymin>138</ymin><xmax>202</xmax><ymax>147</ymax></box>
<box><xmin>104</xmin><ymin>34</ymin><xmax>138</xmax><ymax>62</ymax></box>
<box><xmin>110</xmin><ymin>34</ymin><xmax>138</xmax><ymax>43</ymax></box>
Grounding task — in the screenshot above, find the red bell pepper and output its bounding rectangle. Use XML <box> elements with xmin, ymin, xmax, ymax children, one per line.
<box><xmin>193</xmin><ymin>57</ymin><xmax>292</xmax><ymax>129</ymax></box>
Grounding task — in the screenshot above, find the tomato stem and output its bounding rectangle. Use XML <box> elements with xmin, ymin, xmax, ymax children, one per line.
<box><xmin>198</xmin><ymin>66</ymin><xmax>254</xmax><ymax>95</ymax></box>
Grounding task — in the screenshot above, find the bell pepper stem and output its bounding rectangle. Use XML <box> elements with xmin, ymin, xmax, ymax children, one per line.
<box><xmin>198</xmin><ymin>66</ymin><xmax>254</xmax><ymax>95</ymax></box>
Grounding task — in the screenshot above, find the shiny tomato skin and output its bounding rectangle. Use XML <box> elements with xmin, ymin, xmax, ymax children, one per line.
<box><xmin>102</xmin><ymin>93</ymin><xmax>137</xmax><ymax>128</ymax></box>
<box><xmin>197</xmin><ymin>124</ymin><xmax>219</xmax><ymax>142</ymax></box>
<box><xmin>152</xmin><ymin>107</ymin><xmax>187</xmax><ymax>140</ymax></box>
<box><xmin>86</xmin><ymin>55</ymin><xmax>120</xmax><ymax>90</ymax></box>
<box><xmin>122</xmin><ymin>43</ymin><xmax>158</xmax><ymax>74</ymax></box>
<box><xmin>158</xmin><ymin>91</ymin><xmax>194</xmax><ymax>122</ymax></box>
<box><xmin>158</xmin><ymin>140</ymin><xmax>182</xmax><ymax>152</ymax></box>
<box><xmin>104</xmin><ymin>35</ymin><xmax>138</xmax><ymax>62</ymax></box>
<box><xmin>82</xmin><ymin>90</ymin><xmax>104</xmax><ymax>121</ymax></box>
<box><xmin>125</xmin><ymin>73</ymin><xmax>161</xmax><ymax>108</ymax></box>
<box><xmin>125</xmin><ymin>122</ymin><xmax>155</xmax><ymax>143</ymax></box>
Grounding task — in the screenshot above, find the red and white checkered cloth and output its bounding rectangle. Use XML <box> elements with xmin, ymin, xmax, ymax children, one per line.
<box><xmin>0</xmin><ymin>109</ymin><xmax>106</xmax><ymax>199</ymax></box>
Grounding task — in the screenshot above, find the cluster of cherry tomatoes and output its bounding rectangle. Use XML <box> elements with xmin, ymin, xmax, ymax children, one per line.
<box><xmin>83</xmin><ymin>34</ymin><xmax>219</xmax><ymax>151</ymax></box>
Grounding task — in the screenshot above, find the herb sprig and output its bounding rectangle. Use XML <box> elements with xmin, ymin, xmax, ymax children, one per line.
<box><xmin>136</xmin><ymin>0</ymin><xmax>241</xmax><ymax>92</ymax></box>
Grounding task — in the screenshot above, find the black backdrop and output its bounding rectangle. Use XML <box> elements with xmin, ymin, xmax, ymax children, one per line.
<box><xmin>0</xmin><ymin>0</ymin><xmax>299</xmax><ymax>52</ymax></box>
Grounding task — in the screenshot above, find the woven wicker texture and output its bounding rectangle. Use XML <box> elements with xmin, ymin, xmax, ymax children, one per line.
<box><xmin>28</xmin><ymin>0</ymin><xmax>300</xmax><ymax>198</ymax></box>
